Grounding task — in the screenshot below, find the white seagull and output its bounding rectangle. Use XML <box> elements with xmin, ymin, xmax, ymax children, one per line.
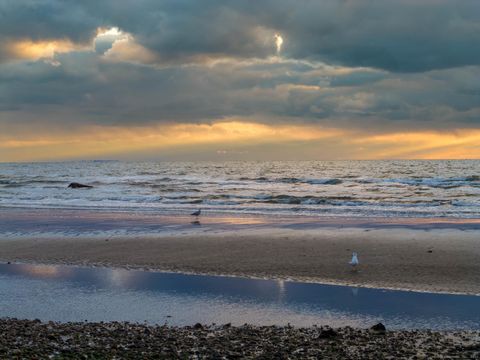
<box><xmin>349</xmin><ymin>252</ymin><xmax>359</xmax><ymax>270</ymax></box>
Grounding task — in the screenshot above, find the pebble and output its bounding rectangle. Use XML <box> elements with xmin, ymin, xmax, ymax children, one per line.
<box><xmin>0</xmin><ymin>319</ymin><xmax>478</xmax><ymax>359</ymax></box>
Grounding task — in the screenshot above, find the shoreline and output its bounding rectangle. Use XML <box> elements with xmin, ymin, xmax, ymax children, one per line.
<box><xmin>3</xmin><ymin>206</ymin><xmax>480</xmax><ymax>235</ymax></box>
<box><xmin>2</xmin><ymin>225</ymin><xmax>480</xmax><ymax>295</ymax></box>
<box><xmin>2</xmin><ymin>258</ymin><xmax>480</xmax><ymax>297</ymax></box>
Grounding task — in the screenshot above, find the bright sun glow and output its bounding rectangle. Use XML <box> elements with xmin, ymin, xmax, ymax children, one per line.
<box><xmin>96</xmin><ymin>27</ymin><xmax>123</xmax><ymax>37</ymax></box>
<box><xmin>274</xmin><ymin>34</ymin><xmax>283</xmax><ymax>54</ymax></box>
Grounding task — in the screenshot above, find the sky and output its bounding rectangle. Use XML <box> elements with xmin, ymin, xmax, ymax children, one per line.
<box><xmin>1</xmin><ymin>0</ymin><xmax>480</xmax><ymax>162</ymax></box>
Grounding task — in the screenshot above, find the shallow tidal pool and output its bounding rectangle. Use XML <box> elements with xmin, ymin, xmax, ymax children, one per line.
<box><xmin>0</xmin><ymin>263</ymin><xmax>479</xmax><ymax>330</ymax></box>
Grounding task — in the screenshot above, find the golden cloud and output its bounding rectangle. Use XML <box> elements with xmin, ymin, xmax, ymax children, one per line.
<box><xmin>2</xmin><ymin>121</ymin><xmax>480</xmax><ymax>162</ymax></box>
<box><xmin>5</xmin><ymin>39</ymin><xmax>89</xmax><ymax>61</ymax></box>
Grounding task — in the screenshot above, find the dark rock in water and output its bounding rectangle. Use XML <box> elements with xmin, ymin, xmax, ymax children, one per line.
<box><xmin>318</xmin><ymin>328</ymin><xmax>338</xmax><ymax>339</ymax></box>
<box><xmin>68</xmin><ymin>182</ymin><xmax>93</xmax><ymax>189</ymax></box>
<box><xmin>371</xmin><ymin>323</ymin><xmax>386</xmax><ymax>333</ymax></box>
<box><xmin>193</xmin><ymin>323</ymin><xmax>203</xmax><ymax>330</ymax></box>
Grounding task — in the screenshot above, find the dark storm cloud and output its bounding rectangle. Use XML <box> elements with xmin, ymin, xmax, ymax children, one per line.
<box><xmin>0</xmin><ymin>0</ymin><xmax>96</xmax><ymax>62</ymax></box>
<box><xmin>1</xmin><ymin>0</ymin><xmax>480</xmax><ymax>136</ymax></box>
<box><xmin>276</xmin><ymin>0</ymin><xmax>480</xmax><ymax>72</ymax></box>
<box><xmin>1</xmin><ymin>51</ymin><xmax>479</xmax><ymax>133</ymax></box>
<box><xmin>89</xmin><ymin>0</ymin><xmax>480</xmax><ymax>72</ymax></box>
<box><xmin>0</xmin><ymin>0</ymin><xmax>98</xmax><ymax>44</ymax></box>
<box><xmin>1</xmin><ymin>0</ymin><xmax>480</xmax><ymax>71</ymax></box>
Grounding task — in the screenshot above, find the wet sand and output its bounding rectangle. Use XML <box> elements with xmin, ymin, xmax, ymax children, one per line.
<box><xmin>1</xmin><ymin>226</ymin><xmax>480</xmax><ymax>295</ymax></box>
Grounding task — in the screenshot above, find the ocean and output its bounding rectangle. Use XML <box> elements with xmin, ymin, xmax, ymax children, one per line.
<box><xmin>1</xmin><ymin>160</ymin><xmax>480</xmax><ymax>219</ymax></box>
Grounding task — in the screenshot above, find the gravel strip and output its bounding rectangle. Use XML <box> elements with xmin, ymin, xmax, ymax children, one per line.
<box><xmin>1</xmin><ymin>319</ymin><xmax>479</xmax><ymax>359</ymax></box>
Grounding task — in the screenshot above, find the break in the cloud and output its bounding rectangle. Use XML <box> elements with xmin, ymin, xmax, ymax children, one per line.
<box><xmin>0</xmin><ymin>0</ymin><xmax>480</xmax><ymax>161</ymax></box>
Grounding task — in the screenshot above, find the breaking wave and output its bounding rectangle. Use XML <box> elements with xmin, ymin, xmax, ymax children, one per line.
<box><xmin>1</xmin><ymin>160</ymin><xmax>480</xmax><ymax>218</ymax></box>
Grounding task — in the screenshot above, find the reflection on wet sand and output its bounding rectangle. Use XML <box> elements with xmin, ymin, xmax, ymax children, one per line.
<box><xmin>1</xmin><ymin>263</ymin><xmax>480</xmax><ymax>330</ymax></box>
<box><xmin>276</xmin><ymin>279</ymin><xmax>286</xmax><ymax>301</ymax></box>
<box><xmin>11</xmin><ymin>264</ymin><xmax>73</xmax><ymax>279</ymax></box>
<box><xmin>4</xmin><ymin>208</ymin><xmax>480</xmax><ymax>239</ymax></box>
<box><xmin>107</xmin><ymin>269</ymin><xmax>139</xmax><ymax>288</ymax></box>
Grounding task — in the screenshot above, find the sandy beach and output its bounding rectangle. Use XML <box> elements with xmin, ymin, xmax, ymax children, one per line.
<box><xmin>1</xmin><ymin>225</ymin><xmax>480</xmax><ymax>295</ymax></box>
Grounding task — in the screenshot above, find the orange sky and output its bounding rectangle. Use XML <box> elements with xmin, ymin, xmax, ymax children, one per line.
<box><xmin>2</xmin><ymin>121</ymin><xmax>480</xmax><ymax>162</ymax></box>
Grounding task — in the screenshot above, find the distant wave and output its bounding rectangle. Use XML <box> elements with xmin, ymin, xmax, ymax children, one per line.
<box><xmin>0</xmin><ymin>179</ymin><xmax>66</xmax><ymax>188</ymax></box>
<box><xmin>306</xmin><ymin>178</ymin><xmax>343</xmax><ymax>185</ymax></box>
<box><xmin>237</xmin><ymin>177</ymin><xmax>343</xmax><ymax>185</ymax></box>
<box><xmin>2</xmin><ymin>160</ymin><xmax>480</xmax><ymax>218</ymax></box>
<box><xmin>383</xmin><ymin>176</ymin><xmax>480</xmax><ymax>189</ymax></box>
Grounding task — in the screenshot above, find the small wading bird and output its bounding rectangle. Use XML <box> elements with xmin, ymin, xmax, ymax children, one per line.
<box><xmin>349</xmin><ymin>252</ymin><xmax>359</xmax><ymax>270</ymax></box>
<box><xmin>191</xmin><ymin>209</ymin><xmax>201</xmax><ymax>217</ymax></box>
<box><xmin>191</xmin><ymin>209</ymin><xmax>201</xmax><ymax>225</ymax></box>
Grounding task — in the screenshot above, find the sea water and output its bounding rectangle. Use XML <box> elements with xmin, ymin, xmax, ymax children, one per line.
<box><xmin>1</xmin><ymin>160</ymin><xmax>480</xmax><ymax>218</ymax></box>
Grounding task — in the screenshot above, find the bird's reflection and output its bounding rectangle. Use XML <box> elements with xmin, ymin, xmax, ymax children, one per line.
<box><xmin>277</xmin><ymin>279</ymin><xmax>286</xmax><ymax>302</ymax></box>
<box><xmin>107</xmin><ymin>269</ymin><xmax>138</xmax><ymax>288</ymax></box>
